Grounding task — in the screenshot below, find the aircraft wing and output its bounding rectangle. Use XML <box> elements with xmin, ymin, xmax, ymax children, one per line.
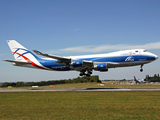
<box><xmin>33</xmin><ymin>50</ymin><xmax>71</xmax><ymax>66</ymax></box>
<box><xmin>106</xmin><ymin>62</ymin><xmax>119</xmax><ymax>68</ymax></box>
<box><xmin>83</xmin><ymin>60</ymin><xmax>93</xmax><ymax>67</ymax></box>
<box><xmin>76</xmin><ymin>60</ymin><xmax>93</xmax><ymax>72</ymax></box>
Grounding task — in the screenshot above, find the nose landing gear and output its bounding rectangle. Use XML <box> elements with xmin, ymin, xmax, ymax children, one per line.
<box><xmin>140</xmin><ymin>65</ymin><xmax>143</xmax><ymax>72</ymax></box>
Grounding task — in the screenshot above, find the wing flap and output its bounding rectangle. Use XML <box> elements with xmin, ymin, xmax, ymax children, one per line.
<box><xmin>76</xmin><ymin>60</ymin><xmax>93</xmax><ymax>72</ymax></box>
<box><xmin>83</xmin><ymin>60</ymin><xmax>93</xmax><ymax>67</ymax></box>
<box><xmin>107</xmin><ymin>62</ymin><xmax>119</xmax><ymax>68</ymax></box>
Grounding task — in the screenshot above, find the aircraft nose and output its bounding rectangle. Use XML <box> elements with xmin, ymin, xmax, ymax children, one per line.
<box><xmin>155</xmin><ymin>55</ymin><xmax>158</xmax><ymax>60</ymax></box>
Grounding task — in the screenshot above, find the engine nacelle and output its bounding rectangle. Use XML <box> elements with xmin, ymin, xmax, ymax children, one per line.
<box><xmin>71</xmin><ymin>60</ymin><xmax>83</xmax><ymax>67</ymax></box>
<box><xmin>94</xmin><ymin>63</ymin><xmax>108</xmax><ymax>71</ymax></box>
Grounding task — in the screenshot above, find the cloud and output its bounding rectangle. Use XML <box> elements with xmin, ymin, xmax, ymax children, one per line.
<box><xmin>48</xmin><ymin>41</ymin><xmax>160</xmax><ymax>54</ymax></box>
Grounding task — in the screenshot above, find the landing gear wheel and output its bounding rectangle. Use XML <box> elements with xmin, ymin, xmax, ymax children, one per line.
<box><xmin>79</xmin><ymin>71</ymin><xmax>86</xmax><ymax>76</ymax></box>
<box><xmin>140</xmin><ymin>65</ymin><xmax>143</xmax><ymax>72</ymax></box>
<box><xmin>79</xmin><ymin>70</ymin><xmax>92</xmax><ymax>77</ymax></box>
<box><xmin>88</xmin><ymin>71</ymin><xmax>92</xmax><ymax>74</ymax></box>
<box><xmin>79</xmin><ymin>73</ymin><xmax>83</xmax><ymax>76</ymax></box>
<box><xmin>86</xmin><ymin>74</ymin><xmax>91</xmax><ymax>77</ymax></box>
<box><xmin>86</xmin><ymin>71</ymin><xmax>92</xmax><ymax>77</ymax></box>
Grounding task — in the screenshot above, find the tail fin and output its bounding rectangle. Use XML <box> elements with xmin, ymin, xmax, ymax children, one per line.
<box><xmin>7</xmin><ymin>40</ymin><xmax>38</xmax><ymax>62</ymax></box>
<box><xmin>133</xmin><ymin>76</ymin><xmax>140</xmax><ymax>84</ymax></box>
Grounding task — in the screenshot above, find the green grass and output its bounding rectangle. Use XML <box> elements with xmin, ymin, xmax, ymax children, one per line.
<box><xmin>19</xmin><ymin>82</ymin><xmax>160</xmax><ymax>89</ymax></box>
<box><xmin>0</xmin><ymin>92</ymin><xmax>160</xmax><ymax>120</ymax></box>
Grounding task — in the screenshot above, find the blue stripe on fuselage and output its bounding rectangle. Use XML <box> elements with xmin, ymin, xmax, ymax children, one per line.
<box><xmin>91</xmin><ymin>55</ymin><xmax>155</xmax><ymax>62</ymax></box>
<box><xmin>38</xmin><ymin>55</ymin><xmax>155</xmax><ymax>71</ymax></box>
<box><xmin>39</xmin><ymin>59</ymin><xmax>71</xmax><ymax>71</ymax></box>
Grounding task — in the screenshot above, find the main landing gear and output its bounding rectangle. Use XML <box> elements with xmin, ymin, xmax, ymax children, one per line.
<box><xmin>79</xmin><ymin>70</ymin><xmax>92</xmax><ymax>77</ymax></box>
<box><xmin>140</xmin><ymin>65</ymin><xmax>143</xmax><ymax>72</ymax></box>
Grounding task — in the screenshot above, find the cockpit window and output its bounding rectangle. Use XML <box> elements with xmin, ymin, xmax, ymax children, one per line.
<box><xmin>144</xmin><ymin>50</ymin><xmax>147</xmax><ymax>52</ymax></box>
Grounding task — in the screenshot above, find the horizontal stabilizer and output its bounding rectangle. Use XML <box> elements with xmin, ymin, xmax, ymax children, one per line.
<box><xmin>3</xmin><ymin>60</ymin><xmax>31</xmax><ymax>65</ymax></box>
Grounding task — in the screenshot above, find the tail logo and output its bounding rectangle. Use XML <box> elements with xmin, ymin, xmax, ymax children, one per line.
<box><xmin>13</xmin><ymin>48</ymin><xmax>50</xmax><ymax>70</ymax></box>
<box><xmin>13</xmin><ymin>48</ymin><xmax>38</xmax><ymax>60</ymax></box>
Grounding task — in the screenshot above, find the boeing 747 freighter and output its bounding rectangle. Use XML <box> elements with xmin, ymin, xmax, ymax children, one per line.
<box><xmin>4</xmin><ymin>40</ymin><xmax>158</xmax><ymax>76</ymax></box>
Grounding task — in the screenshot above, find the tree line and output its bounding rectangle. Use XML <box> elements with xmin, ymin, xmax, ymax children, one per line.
<box><xmin>145</xmin><ymin>74</ymin><xmax>160</xmax><ymax>82</ymax></box>
<box><xmin>0</xmin><ymin>76</ymin><xmax>101</xmax><ymax>87</ymax></box>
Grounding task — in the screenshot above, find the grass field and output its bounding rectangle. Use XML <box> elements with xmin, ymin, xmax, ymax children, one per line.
<box><xmin>0</xmin><ymin>91</ymin><xmax>160</xmax><ymax>120</ymax></box>
<box><xmin>53</xmin><ymin>82</ymin><xmax>160</xmax><ymax>89</ymax></box>
<box><xmin>19</xmin><ymin>82</ymin><xmax>160</xmax><ymax>89</ymax></box>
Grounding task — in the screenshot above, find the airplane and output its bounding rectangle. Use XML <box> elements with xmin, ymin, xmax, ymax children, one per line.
<box><xmin>133</xmin><ymin>76</ymin><xmax>145</xmax><ymax>84</ymax></box>
<box><xmin>4</xmin><ymin>40</ymin><xmax>158</xmax><ymax>77</ymax></box>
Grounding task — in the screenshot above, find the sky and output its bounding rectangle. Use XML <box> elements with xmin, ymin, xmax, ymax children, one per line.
<box><xmin>0</xmin><ymin>0</ymin><xmax>160</xmax><ymax>82</ymax></box>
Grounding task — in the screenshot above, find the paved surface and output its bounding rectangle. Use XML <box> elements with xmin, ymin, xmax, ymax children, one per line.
<box><xmin>1</xmin><ymin>88</ymin><xmax>160</xmax><ymax>92</ymax></box>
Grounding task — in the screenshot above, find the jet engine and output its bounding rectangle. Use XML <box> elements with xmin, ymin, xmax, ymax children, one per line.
<box><xmin>71</xmin><ymin>60</ymin><xmax>83</xmax><ymax>67</ymax></box>
<box><xmin>94</xmin><ymin>63</ymin><xmax>108</xmax><ymax>71</ymax></box>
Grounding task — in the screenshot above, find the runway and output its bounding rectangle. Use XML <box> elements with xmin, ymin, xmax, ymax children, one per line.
<box><xmin>1</xmin><ymin>88</ymin><xmax>160</xmax><ymax>92</ymax></box>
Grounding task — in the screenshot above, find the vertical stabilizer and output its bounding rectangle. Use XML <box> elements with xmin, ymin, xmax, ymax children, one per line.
<box><xmin>7</xmin><ymin>40</ymin><xmax>27</xmax><ymax>60</ymax></box>
<box><xmin>7</xmin><ymin>40</ymin><xmax>38</xmax><ymax>62</ymax></box>
<box><xmin>5</xmin><ymin>40</ymin><xmax>50</xmax><ymax>70</ymax></box>
<box><xmin>134</xmin><ymin>76</ymin><xmax>140</xmax><ymax>84</ymax></box>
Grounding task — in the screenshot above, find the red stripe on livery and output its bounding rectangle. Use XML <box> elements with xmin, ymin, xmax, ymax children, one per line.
<box><xmin>12</xmin><ymin>52</ymin><xmax>50</xmax><ymax>70</ymax></box>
